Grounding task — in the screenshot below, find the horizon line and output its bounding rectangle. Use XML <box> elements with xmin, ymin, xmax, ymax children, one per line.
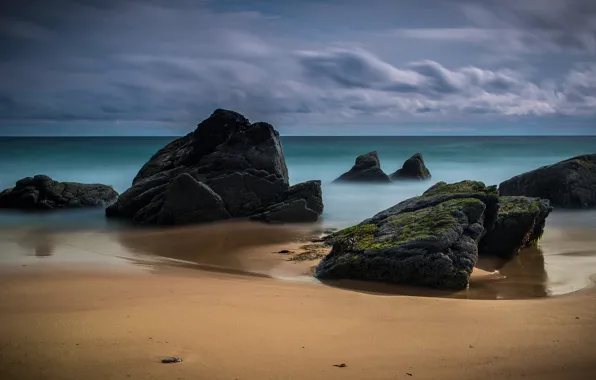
<box><xmin>1</xmin><ymin>134</ymin><xmax>596</xmax><ymax>138</ymax></box>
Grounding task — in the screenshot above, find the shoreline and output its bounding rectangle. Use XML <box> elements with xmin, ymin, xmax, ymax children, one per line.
<box><xmin>2</xmin><ymin>217</ymin><xmax>596</xmax><ymax>300</ymax></box>
<box><xmin>2</xmin><ymin>220</ymin><xmax>596</xmax><ymax>379</ymax></box>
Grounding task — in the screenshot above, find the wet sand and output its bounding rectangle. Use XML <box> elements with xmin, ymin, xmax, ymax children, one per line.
<box><xmin>1</xmin><ymin>214</ymin><xmax>596</xmax><ymax>379</ymax></box>
<box><xmin>2</xmin><ymin>213</ymin><xmax>596</xmax><ymax>299</ymax></box>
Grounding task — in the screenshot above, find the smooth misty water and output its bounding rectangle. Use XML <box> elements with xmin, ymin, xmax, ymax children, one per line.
<box><xmin>1</xmin><ymin>136</ymin><xmax>596</xmax><ymax>298</ymax></box>
<box><xmin>1</xmin><ymin>135</ymin><xmax>596</xmax><ymax>228</ymax></box>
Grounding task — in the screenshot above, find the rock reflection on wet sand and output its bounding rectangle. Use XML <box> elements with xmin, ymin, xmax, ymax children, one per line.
<box><xmin>1</xmin><ymin>211</ymin><xmax>595</xmax><ymax>300</ymax></box>
<box><xmin>20</xmin><ymin>228</ymin><xmax>56</xmax><ymax>257</ymax></box>
<box><xmin>115</xmin><ymin>221</ymin><xmax>316</xmax><ymax>277</ymax></box>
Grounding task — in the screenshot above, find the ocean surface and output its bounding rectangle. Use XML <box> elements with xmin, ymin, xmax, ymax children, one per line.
<box><xmin>1</xmin><ymin>136</ymin><xmax>596</xmax><ymax>298</ymax></box>
<box><xmin>1</xmin><ymin>135</ymin><xmax>596</xmax><ymax>229</ymax></box>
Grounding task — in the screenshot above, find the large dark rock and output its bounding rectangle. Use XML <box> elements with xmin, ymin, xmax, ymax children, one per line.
<box><xmin>106</xmin><ymin>109</ymin><xmax>323</xmax><ymax>225</ymax></box>
<box><xmin>390</xmin><ymin>153</ymin><xmax>431</xmax><ymax>180</ymax></box>
<box><xmin>333</xmin><ymin>151</ymin><xmax>391</xmax><ymax>183</ymax></box>
<box><xmin>499</xmin><ymin>154</ymin><xmax>596</xmax><ymax>208</ymax></box>
<box><xmin>315</xmin><ymin>180</ymin><xmax>551</xmax><ymax>290</ymax></box>
<box><xmin>0</xmin><ymin>175</ymin><xmax>118</xmax><ymax>210</ymax></box>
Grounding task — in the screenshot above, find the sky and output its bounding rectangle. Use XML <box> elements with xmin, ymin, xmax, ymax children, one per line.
<box><xmin>0</xmin><ymin>0</ymin><xmax>595</xmax><ymax>136</ymax></box>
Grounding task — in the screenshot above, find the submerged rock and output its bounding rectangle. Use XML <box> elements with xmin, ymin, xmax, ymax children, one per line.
<box><xmin>106</xmin><ymin>109</ymin><xmax>323</xmax><ymax>225</ymax></box>
<box><xmin>315</xmin><ymin>180</ymin><xmax>551</xmax><ymax>290</ymax></box>
<box><xmin>499</xmin><ymin>154</ymin><xmax>596</xmax><ymax>208</ymax></box>
<box><xmin>390</xmin><ymin>153</ymin><xmax>431</xmax><ymax>180</ymax></box>
<box><xmin>333</xmin><ymin>151</ymin><xmax>391</xmax><ymax>183</ymax></box>
<box><xmin>0</xmin><ymin>175</ymin><xmax>118</xmax><ymax>210</ymax></box>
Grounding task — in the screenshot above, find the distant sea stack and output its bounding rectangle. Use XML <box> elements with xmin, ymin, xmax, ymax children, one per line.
<box><xmin>0</xmin><ymin>175</ymin><xmax>118</xmax><ymax>210</ymax></box>
<box><xmin>106</xmin><ymin>109</ymin><xmax>323</xmax><ymax>225</ymax></box>
<box><xmin>333</xmin><ymin>151</ymin><xmax>391</xmax><ymax>183</ymax></box>
<box><xmin>499</xmin><ymin>154</ymin><xmax>596</xmax><ymax>208</ymax></box>
<box><xmin>390</xmin><ymin>153</ymin><xmax>431</xmax><ymax>181</ymax></box>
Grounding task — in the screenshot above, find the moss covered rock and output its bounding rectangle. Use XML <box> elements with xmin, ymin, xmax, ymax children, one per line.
<box><xmin>316</xmin><ymin>180</ymin><xmax>551</xmax><ymax>290</ymax></box>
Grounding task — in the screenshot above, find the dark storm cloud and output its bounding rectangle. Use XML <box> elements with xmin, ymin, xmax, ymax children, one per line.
<box><xmin>458</xmin><ymin>0</ymin><xmax>596</xmax><ymax>54</ymax></box>
<box><xmin>0</xmin><ymin>0</ymin><xmax>594</xmax><ymax>133</ymax></box>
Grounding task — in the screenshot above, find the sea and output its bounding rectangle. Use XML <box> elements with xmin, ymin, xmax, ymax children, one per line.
<box><xmin>1</xmin><ymin>135</ymin><xmax>596</xmax><ymax>228</ymax></box>
<box><xmin>1</xmin><ymin>136</ymin><xmax>596</xmax><ymax>298</ymax></box>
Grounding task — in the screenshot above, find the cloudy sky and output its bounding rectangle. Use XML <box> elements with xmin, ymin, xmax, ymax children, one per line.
<box><xmin>0</xmin><ymin>0</ymin><xmax>595</xmax><ymax>136</ymax></box>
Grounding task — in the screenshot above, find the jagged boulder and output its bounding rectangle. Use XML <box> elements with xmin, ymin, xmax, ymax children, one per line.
<box><xmin>390</xmin><ymin>153</ymin><xmax>431</xmax><ymax>180</ymax></box>
<box><xmin>499</xmin><ymin>154</ymin><xmax>596</xmax><ymax>208</ymax></box>
<box><xmin>0</xmin><ymin>175</ymin><xmax>118</xmax><ymax>210</ymax></box>
<box><xmin>333</xmin><ymin>151</ymin><xmax>391</xmax><ymax>183</ymax></box>
<box><xmin>478</xmin><ymin>196</ymin><xmax>551</xmax><ymax>259</ymax></box>
<box><xmin>106</xmin><ymin>109</ymin><xmax>323</xmax><ymax>225</ymax></box>
<box><xmin>315</xmin><ymin>180</ymin><xmax>551</xmax><ymax>290</ymax></box>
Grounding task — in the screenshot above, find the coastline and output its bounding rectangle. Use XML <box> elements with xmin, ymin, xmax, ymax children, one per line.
<box><xmin>1</xmin><ymin>216</ymin><xmax>596</xmax><ymax>379</ymax></box>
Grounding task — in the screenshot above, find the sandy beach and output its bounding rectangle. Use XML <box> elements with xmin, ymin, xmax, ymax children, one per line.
<box><xmin>1</xmin><ymin>267</ymin><xmax>595</xmax><ymax>380</ymax></box>
<box><xmin>1</xmin><ymin>220</ymin><xmax>596</xmax><ymax>380</ymax></box>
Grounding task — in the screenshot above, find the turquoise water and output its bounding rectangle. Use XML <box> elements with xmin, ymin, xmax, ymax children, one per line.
<box><xmin>1</xmin><ymin>136</ymin><xmax>595</xmax><ymax>229</ymax></box>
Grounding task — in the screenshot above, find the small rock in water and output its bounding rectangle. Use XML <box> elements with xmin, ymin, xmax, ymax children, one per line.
<box><xmin>161</xmin><ymin>357</ymin><xmax>183</xmax><ymax>364</ymax></box>
<box><xmin>333</xmin><ymin>363</ymin><xmax>347</xmax><ymax>368</ymax></box>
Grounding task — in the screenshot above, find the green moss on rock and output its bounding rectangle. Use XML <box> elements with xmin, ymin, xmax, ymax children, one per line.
<box><xmin>330</xmin><ymin>197</ymin><xmax>485</xmax><ymax>251</ymax></box>
<box><xmin>498</xmin><ymin>196</ymin><xmax>541</xmax><ymax>215</ymax></box>
<box><xmin>423</xmin><ymin>180</ymin><xmax>498</xmax><ymax>198</ymax></box>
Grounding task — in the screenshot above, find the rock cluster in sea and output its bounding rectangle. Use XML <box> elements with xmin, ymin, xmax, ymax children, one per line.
<box><xmin>2</xmin><ymin>108</ymin><xmax>596</xmax><ymax>293</ymax></box>
<box><xmin>333</xmin><ymin>152</ymin><xmax>431</xmax><ymax>183</ymax></box>
<box><xmin>0</xmin><ymin>175</ymin><xmax>118</xmax><ymax>210</ymax></box>
<box><xmin>315</xmin><ymin>180</ymin><xmax>551</xmax><ymax>290</ymax></box>
<box><xmin>105</xmin><ymin>109</ymin><xmax>323</xmax><ymax>225</ymax></box>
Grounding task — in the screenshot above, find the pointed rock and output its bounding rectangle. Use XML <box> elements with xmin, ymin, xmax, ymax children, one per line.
<box><xmin>390</xmin><ymin>153</ymin><xmax>431</xmax><ymax>181</ymax></box>
<box><xmin>333</xmin><ymin>151</ymin><xmax>391</xmax><ymax>183</ymax></box>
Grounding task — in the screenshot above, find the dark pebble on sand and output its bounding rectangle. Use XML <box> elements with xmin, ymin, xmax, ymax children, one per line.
<box><xmin>162</xmin><ymin>357</ymin><xmax>183</xmax><ymax>363</ymax></box>
<box><xmin>278</xmin><ymin>250</ymin><xmax>291</xmax><ymax>254</ymax></box>
<box><xmin>333</xmin><ymin>363</ymin><xmax>347</xmax><ymax>368</ymax></box>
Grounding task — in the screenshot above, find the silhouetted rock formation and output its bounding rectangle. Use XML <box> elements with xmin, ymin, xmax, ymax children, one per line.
<box><xmin>0</xmin><ymin>175</ymin><xmax>118</xmax><ymax>210</ymax></box>
<box><xmin>106</xmin><ymin>109</ymin><xmax>323</xmax><ymax>225</ymax></box>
